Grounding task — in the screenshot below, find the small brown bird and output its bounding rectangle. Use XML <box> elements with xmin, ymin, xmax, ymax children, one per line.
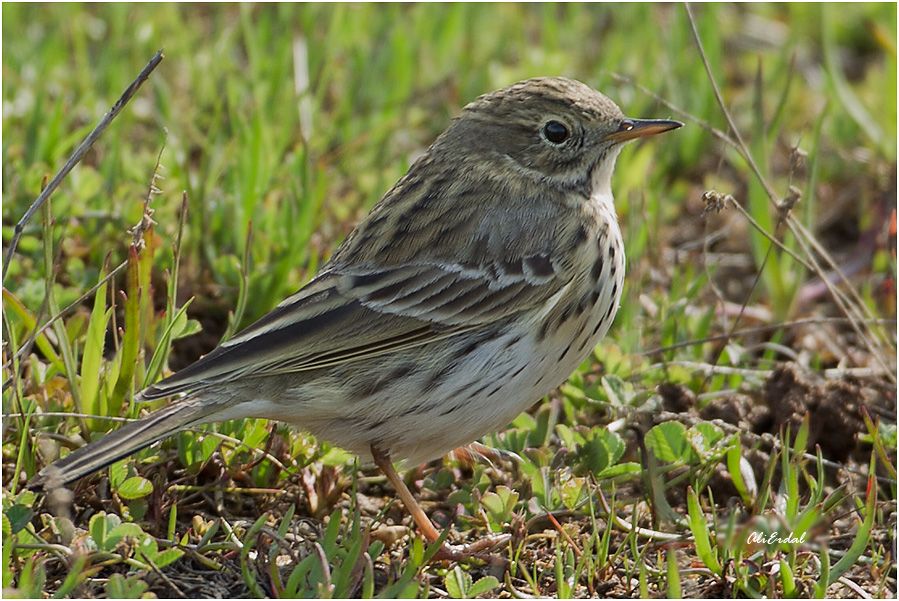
<box><xmin>36</xmin><ymin>77</ymin><xmax>680</xmax><ymax>559</ymax></box>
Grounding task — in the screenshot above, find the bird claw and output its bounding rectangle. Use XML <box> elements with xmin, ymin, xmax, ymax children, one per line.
<box><xmin>451</xmin><ymin>443</ymin><xmax>522</xmax><ymax>469</ymax></box>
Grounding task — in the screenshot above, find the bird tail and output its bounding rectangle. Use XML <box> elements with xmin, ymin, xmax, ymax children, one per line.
<box><xmin>31</xmin><ymin>400</ymin><xmax>212</xmax><ymax>490</ymax></box>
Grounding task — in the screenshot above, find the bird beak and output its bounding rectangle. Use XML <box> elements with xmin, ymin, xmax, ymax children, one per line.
<box><xmin>604</xmin><ymin>118</ymin><xmax>683</xmax><ymax>143</ymax></box>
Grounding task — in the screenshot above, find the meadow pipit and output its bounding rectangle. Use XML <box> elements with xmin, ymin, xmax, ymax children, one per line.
<box><xmin>36</xmin><ymin>77</ymin><xmax>681</xmax><ymax>558</ymax></box>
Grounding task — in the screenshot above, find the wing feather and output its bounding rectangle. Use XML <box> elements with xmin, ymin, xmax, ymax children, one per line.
<box><xmin>139</xmin><ymin>257</ymin><xmax>563</xmax><ymax>400</ymax></box>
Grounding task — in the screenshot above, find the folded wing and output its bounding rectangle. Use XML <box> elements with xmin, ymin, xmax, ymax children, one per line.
<box><xmin>139</xmin><ymin>256</ymin><xmax>564</xmax><ymax>401</ymax></box>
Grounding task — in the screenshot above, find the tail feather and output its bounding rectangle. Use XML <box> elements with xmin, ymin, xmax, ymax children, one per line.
<box><xmin>32</xmin><ymin>400</ymin><xmax>211</xmax><ymax>490</ymax></box>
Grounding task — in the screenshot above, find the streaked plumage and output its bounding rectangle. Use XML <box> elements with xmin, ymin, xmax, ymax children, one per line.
<box><xmin>36</xmin><ymin>78</ymin><xmax>680</xmax><ymax>511</ymax></box>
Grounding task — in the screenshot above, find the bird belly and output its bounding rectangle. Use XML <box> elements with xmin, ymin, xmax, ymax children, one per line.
<box><xmin>294</xmin><ymin>325</ymin><xmax>547</xmax><ymax>465</ymax></box>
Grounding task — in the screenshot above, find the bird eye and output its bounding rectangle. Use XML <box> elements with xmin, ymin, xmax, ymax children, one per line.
<box><xmin>542</xmin><ymin>120</ymin><xmax>570</xmax><ymax>144</ymax></box>
<box><xmin>618</xmin><ymin>120</ymin><xmax>635</xmax><ymax>132</ymax></box>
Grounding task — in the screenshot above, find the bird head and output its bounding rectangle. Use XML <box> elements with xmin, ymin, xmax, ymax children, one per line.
<box><xmin>438</xmin><ymin>77</ymin><xmax>682</xmax><ymax>197</ymax></box>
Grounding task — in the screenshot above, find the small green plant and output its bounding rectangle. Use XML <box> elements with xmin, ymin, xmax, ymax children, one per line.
<box><xmin>686</xmin><ymin>486</ymin><xmax>722</xmax><ymax>575</ymax></box>
<box><xmin>479</xmin><ymin>485</ymin><xmax>519</xmax><ymax>533</ymax></box>
<box><xmin>444</xmin><ymin>566</ymin><xmax>500</xmax><ymax>599</ymax></box>
<box><xmin>105</xmin><ymin>574</ymin><xmax>151</xmax><ymax>599</ymax></box>
<box><xmin>644</xmin><ymin>420</ymin><xmax>728</xmax><ymax>467</ymax></box>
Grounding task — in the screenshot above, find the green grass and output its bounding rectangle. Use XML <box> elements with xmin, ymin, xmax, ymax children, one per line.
<box><xmin>3</xmin><ymin>3</ymin><xmax>897</xmax><ymax>598</ymax></box>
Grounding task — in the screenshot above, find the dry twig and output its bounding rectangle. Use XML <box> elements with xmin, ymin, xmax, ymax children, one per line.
<box><xmin>3</xmin><ymin>50</ymin><xmax>164</xmax><ymax>281</ymax></box>
<box><xmin>683</xmin><ymin>4</ymin><xmax>895</xmax><ymax>382</ymax></box>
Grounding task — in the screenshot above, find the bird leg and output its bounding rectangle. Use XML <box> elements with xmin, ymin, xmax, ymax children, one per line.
<box><xmin>371</xmin><ymin>445</ymin><xmax>442</xmax><ymax>543</ymax></box>
<box><xmin>370</xmin><ymin>445</ymin><xmax>509</xmax><ymax>562</ymax></box>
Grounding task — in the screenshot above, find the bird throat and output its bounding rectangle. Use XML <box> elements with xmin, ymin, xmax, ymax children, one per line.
<box><xmin>589</xmin><ymin>146</ymin><xmax>623</xmax><ymax>204</ymax></box>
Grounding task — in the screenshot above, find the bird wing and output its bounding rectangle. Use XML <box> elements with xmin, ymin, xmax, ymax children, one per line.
<box><xmin>138</xmin><ymin>256</ymin><xmax>566</xmax><ymax>400</ymax></box>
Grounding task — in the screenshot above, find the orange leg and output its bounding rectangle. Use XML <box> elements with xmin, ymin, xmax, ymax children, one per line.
<box><xmin>371</xmin><ymin>445</ymin><xmax>510</xmax><ymax>562</ymax></box>
<box><xmin>371</xmin><ymin>445</ymin><xmax>442</xmax><ymax>543</ymax></box>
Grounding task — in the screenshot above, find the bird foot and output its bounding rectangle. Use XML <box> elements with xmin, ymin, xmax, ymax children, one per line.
<box><xmin>451</xmin><ymin>443</ymin><xmax>521</xmax><ymax>469</ymax></box>
<box><xmin>431</xmin><ymin>533</ymin><xmax>511</xmax><ymax>563</ymax></box>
